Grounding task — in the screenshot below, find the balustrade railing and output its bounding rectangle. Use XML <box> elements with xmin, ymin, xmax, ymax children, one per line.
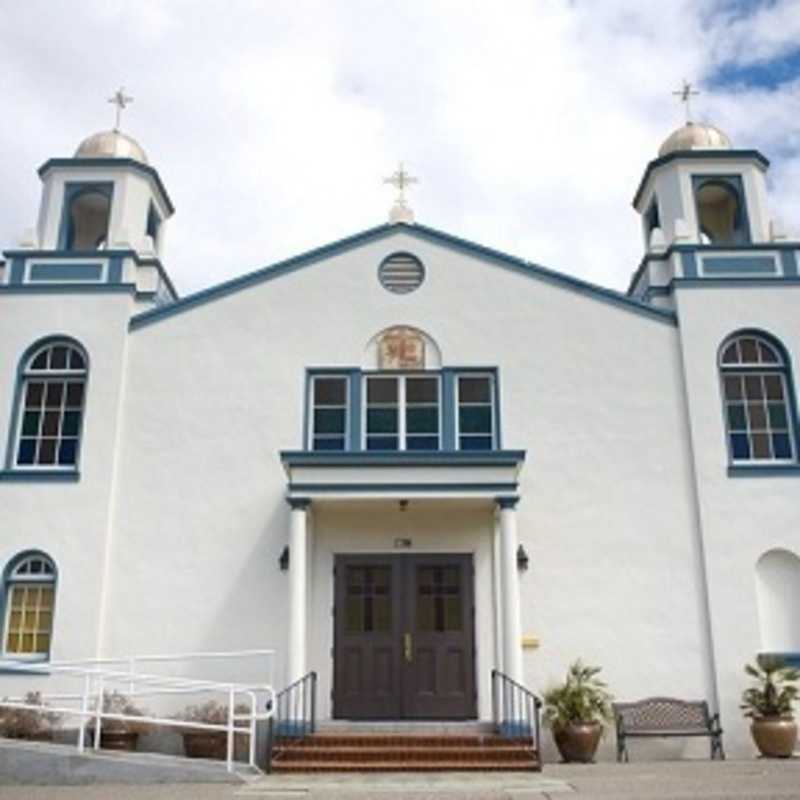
<box><xmin>265</xmin><ymin>671</ymin><xmax>317</xmax><ymax>773</ymax></box>
<box><xmin>492</xmin><ymin>668</ymin><xmax>542</xmax><ymax>748</ymax></box>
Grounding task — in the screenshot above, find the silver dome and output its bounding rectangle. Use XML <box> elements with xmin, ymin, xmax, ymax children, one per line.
<box><xmin>74</xmin><ymin>130</ymin><xmax>149</xmax><ymax>164</ymax></box>
<box><xmin>658</xmin><ymin>122</ymin><xmax>732</xmax><ymax>157</ymax></box>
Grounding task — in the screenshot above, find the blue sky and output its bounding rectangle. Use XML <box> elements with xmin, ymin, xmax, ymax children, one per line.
<box><xmin>1</xmin><ymin>0</ymin><xmax>799</xmax><ymax>293</ymax></box>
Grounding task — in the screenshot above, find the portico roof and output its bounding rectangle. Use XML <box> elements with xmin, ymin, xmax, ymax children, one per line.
<box><xmin>279</xmin><ymin>450</ymin><xmax>526</xmax><ymax>503</ymax></box>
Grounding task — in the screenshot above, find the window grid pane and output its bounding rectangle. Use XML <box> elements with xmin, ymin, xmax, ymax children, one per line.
<box><xmin>4</xmin><ymin>584</ymin><xmax>54</xmax><ymax>656</ymax></box>
<box><xmin>16</xmin><ymin>344</ymin><xmax>86</xmax><ymax>470</ymax></box>
<box><xmin>311</xmin><ymin>376</ymin><xmax>348</xmax><ymax>452</ymax></box>
<box><xmin>366</xmin><ymin>376</ymin><xmax>400</xmax><ymax>451</ymax></box>
<box><xmin>721</xmin><ymin>362</ymin><xmax>795</xmax><ymax>463</ymax></box>
<box><xmin>457</xmin><ymin>376</ymin><xmax>493</xmax><ymax>450</ymax></box>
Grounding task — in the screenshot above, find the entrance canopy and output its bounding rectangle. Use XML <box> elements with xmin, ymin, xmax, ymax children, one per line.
<box><xmin>280</xmin><ymin>450</ymin><xmax>526</xmax><ymax>504</ymax></box>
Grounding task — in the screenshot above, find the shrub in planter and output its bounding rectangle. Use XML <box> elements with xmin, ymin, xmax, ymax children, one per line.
<box><xmin>175</xmin><ymin>701</ymin><xmax>250</xmax><ymax>761</ymax></box>
<box><xmin>543</xmin><ymin>660</ymin><xmax>613</xmax><ymax>763</ymax></box>
<box><xmin>0</xmin><ymin>691</ymin><xmax>61</xmax><ymax>740</ymax></box>
<box><xmin>741</xmin><ymin>657</ymin><xmax>800</xmax><ymax>758</ymax></box>
<box><xmin>89</xmin><ymin>691</ymin><xmax>151</xmax><ymax>751</ymax></box>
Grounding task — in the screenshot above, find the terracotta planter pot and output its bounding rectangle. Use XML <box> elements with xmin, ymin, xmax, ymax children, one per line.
<box><xmin>751</xmin><ymin>717</ymin><xmax>797</xmax><ymax>758</ymax></box>
<box><xmin>182</xmin><ymin>731</ymin><xmax>247</xmax><ymax>761</ymax></box>
<box><xmin>100</xmin><ymin>730</ymin><xmax>140</xmax><ymax>751</ymax></box>
<box><xmin>553</xmin><ymin>721</ymin><xmax>602</xmax><ymax>763</ymax></box>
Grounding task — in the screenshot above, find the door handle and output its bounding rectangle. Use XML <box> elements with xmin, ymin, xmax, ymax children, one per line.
<box><xmin>403</xmin><ymin>632</ymin><xmax>413</xmax><ymax>663</ymax></box>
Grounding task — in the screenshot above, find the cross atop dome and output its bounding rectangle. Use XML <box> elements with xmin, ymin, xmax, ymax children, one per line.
<box><xmin>384</xmin><ymin>162</ymin><xmax>418</xmax><ymax>224</ymax></box>
<box><xmin>672</xmin><ymin>79</ymin><xmax>699</xmax><ymax>123</ymax></box>
<box><xmin>108</xmin><ymin>87</ymin><xmax>134</xmax><ymax>132</ymax></box>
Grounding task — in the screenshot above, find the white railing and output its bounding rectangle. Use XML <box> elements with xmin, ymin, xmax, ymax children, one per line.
<box><xmin>0</xmin><ymin>650</ymin><xmax>276</xmax><ymax>774</ymax></box>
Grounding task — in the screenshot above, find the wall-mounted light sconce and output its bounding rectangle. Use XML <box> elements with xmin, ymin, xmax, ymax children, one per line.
<box><xmin>398</xmin><ymin>499</ymin><xmax>409</xmax><ymax>512</ymax></box>
<box><xmin>279</xmin><ymin>546</ymin><xmax>290</xmax><ymax>572</ymax></box>
<box><xmin>517</xmin><ymin>544</ymin><xmax>529</xmax><ymax>571</ymax></box>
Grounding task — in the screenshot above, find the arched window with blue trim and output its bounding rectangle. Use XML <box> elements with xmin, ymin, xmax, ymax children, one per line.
<box><xmin>2</xmin><ymin>552</ymin><xmax>57</xmax><ymax>659</ymax></box>
<box><xmin>719</xmin><ymin>332</ymin><xmax>797</xmax><ymax>463</ymax></box>
<box><xmin>13</xmin><ymin>339</ymin><xmax>88</xmax><ymax>469</ymax></box>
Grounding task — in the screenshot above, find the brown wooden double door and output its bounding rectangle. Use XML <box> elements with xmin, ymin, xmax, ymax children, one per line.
<box><xmin>333</xmin><ymin>553</ymin><xmax>476</xmax><ymax>720</ymax></box>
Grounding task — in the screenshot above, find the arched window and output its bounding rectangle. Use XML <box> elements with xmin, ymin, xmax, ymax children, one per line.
<box><xmin>62</xmin><ymin>185</ymin><xmax>112</xmax><ymax>251</ymax></box>
<box><xmin>14</xmin><ymin>340</ymin><xmax>88</xmax><ymax>469</ymax></box>
<box><xmin>755</xmin><ymin>549</ymin><xmax>800</xmax><ymax>653</ymax></box>
<box><xmin>2</xmin><ymin>552</ymin><xmax>57</xmax><ymax>659</ymax></box>
<box><xmin>719</xmin><ymin>333</ymin><xmax>796</xmax><ymax>462</ymax></box>
<box><xmin>694</xmin><ymin>178</ymin><xmax>749</xmax><ymax>245</ymax></box>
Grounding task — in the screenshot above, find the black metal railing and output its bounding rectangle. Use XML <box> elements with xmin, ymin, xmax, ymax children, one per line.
<box><xmin>492</xmin><ymin>668</ymin><xmax>542</xmax><ymax>748</ymax></box>
<box><xmin>265</xmin><ymin>671</ymin><xmax>317</xmax><ymax>773</ymax></box>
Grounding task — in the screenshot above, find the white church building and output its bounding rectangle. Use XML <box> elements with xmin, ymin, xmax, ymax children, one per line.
<box><xmin>0</xmin><ymin>114</ymin><xmax>799</xmax><ymax>759</ymax></box>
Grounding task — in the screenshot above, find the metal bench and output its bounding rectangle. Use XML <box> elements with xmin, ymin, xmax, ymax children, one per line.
<box><xmin>613</xmin><ymin>697</ymin><xmax>725</xmax><ymax>762</ymax></box>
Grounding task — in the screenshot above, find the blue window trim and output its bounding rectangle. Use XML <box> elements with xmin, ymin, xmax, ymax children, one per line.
<box><xmin>692</xmin><ymin>175</ymin><xmax>751</xmax><ymax>245</ymax></box>
<box><xmin>58</xmin><ymin>182</ymin><xmax>115</xmax><ymax>251</ymax></box>
<box><xmin>304</xmin><ymin>367</ymin><xmax>501</xmax><ymax>453</ymax></box>
<box><xmin>718</xmin><ymin>329</ymin><xmax>800</xmax><ymax>472</ymax></box>
<box><xmin>0</xmin><ymin>550</ymin><xmax>58</xmax><ymax>665</ymax></box>
<box><xmin>3</xmin><ymin>336</ymin><xmax>90</xmax><ymax>474</ymax></box>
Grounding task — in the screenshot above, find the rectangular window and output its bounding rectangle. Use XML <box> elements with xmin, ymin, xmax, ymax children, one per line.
<box><xmin>365</xmin><ymin>374</ymin><xmax>440</xmax><ymax>451</ymax></box>
<box><xmin>457</xmin><ymin>374</ymin><xmax>494</xmax><ymax>450</ymax></box>
<box><xmin>3</xmin><ymin>584</ymin><xmax>54</xmax><ymax>657</ymax></box>
<box><xmin>310</xmin><ymin>376</ymin><xmax>348</xmax><ymax>451</ymax></box>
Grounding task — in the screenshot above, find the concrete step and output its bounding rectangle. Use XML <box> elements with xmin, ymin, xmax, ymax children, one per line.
<box><xmin>270</xmin><ymin>732</ymin><xmax>540</xmax><ymax>773</ymax></box>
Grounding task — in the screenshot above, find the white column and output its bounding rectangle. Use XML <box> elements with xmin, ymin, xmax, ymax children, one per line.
<box><xmin>498</xmin><ymin>497</ymin><xmax>523</xmax><ymax>683</ymax></box>
<box><xmin>287</xmin><ymin>498</ymin><xmax>310</xmax><ymax>684</ymax></box>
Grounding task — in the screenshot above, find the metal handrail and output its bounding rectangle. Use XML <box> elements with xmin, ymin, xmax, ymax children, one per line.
<box><xmin>0</xmin><ymin>654</ymin><xmax>276</xmax><ymax>773</ymax></box>
<box><xmin>265</xmin><ymin>671</ymin><xmax>317</xmax><ymax>774</ymax></box>
<box><xmin>492</xmin><ymin>668</ymin><xmax>543</xmax><ymax>752</ymax></box>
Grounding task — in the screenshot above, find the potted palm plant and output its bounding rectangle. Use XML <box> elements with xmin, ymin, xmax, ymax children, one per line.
<box><xmin>741</xmin><ymin>657</ymin><xmax>800</xmax><ymax>758</ymax></box>
<box><xmin>543</xmin><ymin>660</ymin><xmax>613</xmax><ymax>763</ymax></box>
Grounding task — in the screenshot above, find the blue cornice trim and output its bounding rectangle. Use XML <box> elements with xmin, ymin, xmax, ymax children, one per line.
<box><xmin>727</xmin><ymin>464</ymin><xmax>800</xmax><ymax>478</ymax></box>
<box><xmin>495</xmin><ymin>496</ymin><xmax>520</xmax><ymax>509</ymax></box>
<box><xmin>128</xmin><ymin>222</ymin><xmax>676</xmax><ymax>331</ymax></box>
<box><xmin>288</xmin><ymin>482</ymin><xmax>519</xmax><ymax>494</ymax></box>
<box><xmin>2</xmin><ymin>249</ymin><xmax>179</xmax><ymax>300</ymax></box>
<box><xmin>0</xmin><ymin>283</ymin><xmax>137</xmax><ymax>296</ymax></box>
<box><xmin>627</xmin><ymin>242</ymin><xmax>800</xmax><ymax>294</ymax></box>
<box><xmin>0</xmin><ymin>470</ymin><xmax>80</xmax><ymax>482</ymax></box>
<box><xmin>632</xmin><ymin>149</ymin><xmax>769</xmax><ymax>209</ymax></box>
<box><xmin>286</xmin><ymin>497</ymin><xmax>312</xmax><ymax>509</ymax></box>
<box><xmin>38</xmin><ymin>158</ymin><xmax>175</xmax><ymax>215</ymax></box>
<box><xmin>281</xmin><ymin>449</ymin><xmax>526</xmax><ymax>468</ymax></box>
<box><xmin>674</xmin><ymin>277</ymin><xmax>800</xmax><ymax>289</ymax></box>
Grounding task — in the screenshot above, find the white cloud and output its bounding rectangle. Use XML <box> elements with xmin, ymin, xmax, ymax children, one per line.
<box><xmin>1</xmin><ymin>0</ymin><xmax>799</xmax><ymax>294</ymax></box>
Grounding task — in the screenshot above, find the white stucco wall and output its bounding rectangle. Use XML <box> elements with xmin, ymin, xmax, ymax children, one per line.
<box><xmin>674</xmin><ymin>284</ymin><xmax>800</xmax><ymax>755</ymax></box>
<box><xmin>1</xmin><ymin>219</ymin><xmax>796</xmax><ymax>759</ymax></box>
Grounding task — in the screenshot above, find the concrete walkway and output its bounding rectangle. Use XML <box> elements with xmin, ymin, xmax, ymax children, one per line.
<box><xmin>1</xmin><ymin>760</ymin><xmax>800</xmax><ymax>799</ymax></box>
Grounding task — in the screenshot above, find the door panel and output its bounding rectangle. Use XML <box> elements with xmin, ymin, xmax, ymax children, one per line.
<box><xmin>334</xmin><ymin>558</ymin><xmax>402</xmax><ymax>718</ymax></box>
<box><xmin>403</xmin><ymin>554</ymin><xmax>476</xmax><ymax>718</ymax></box>
<box><xmin>333</xmin><ymin>553</ymin><xmax>476</xmax><ymax>720</ymax></box>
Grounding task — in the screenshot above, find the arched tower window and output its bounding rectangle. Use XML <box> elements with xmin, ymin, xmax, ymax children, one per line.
<box><xmin>61</xmin><ymin>185</ymin><xmax>113</xmax><ymax>251</ymax></box>
<box><xmin>13</xmin><ymin>340</ymin><xmax>88</xmax><ymax>469</ymax></box>
<box><xmin>755</xmin><ymin>549</ymin><xmax>800</xmax><ymax>654</ymax></box>
<box><xmin>2</xmin><ymin>552</ymin><xmax>57</xmax><ymax>659</ymax></box>
<box><xmin>694</xmin><ymin>178</ymin><xmax>749</xmax><ymax>245</ymax></box>
<box><xmin>719</xmin><ymin>333</ymin><xmax>796</xmax><ymax>463</ymax></box>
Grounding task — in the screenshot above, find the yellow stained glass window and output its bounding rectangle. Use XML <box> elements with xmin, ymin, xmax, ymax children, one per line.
<box><xmin>4</xmin><ymin>584</ymin><xmax>54</xmax><ymax>655</ymax></box>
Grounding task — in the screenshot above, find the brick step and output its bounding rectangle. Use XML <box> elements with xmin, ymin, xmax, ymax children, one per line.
<box><xmin>276</xmin><ymin>734</ymin><xmax>532</xmax><ymax>748</ymax></box>
<box><xmin>271</xmin><ymin>759</ymin><xmax>540</xmax><ymax>773</ymax></box>
<box><xmin>273</xmin><ymin>745</ymin><xmax>537</xmax><ymax>763</ymax></box>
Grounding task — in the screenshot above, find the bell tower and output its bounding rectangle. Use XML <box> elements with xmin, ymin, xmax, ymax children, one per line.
<box><xmin>3</xmin><ymin>90</ymin><xmax>177</xmax><ymax>310</ymax></box>
<box><xmin>628</xmin><ymin>89</ymin><xmax>794</xmax><ymax>308</ymax></box>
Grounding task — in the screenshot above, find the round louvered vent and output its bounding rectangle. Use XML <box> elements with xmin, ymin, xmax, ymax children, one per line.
<box><xmin>378</xmin><ymin>252</ymin><xmax>425</xmax><ymax>294</ymax></box>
